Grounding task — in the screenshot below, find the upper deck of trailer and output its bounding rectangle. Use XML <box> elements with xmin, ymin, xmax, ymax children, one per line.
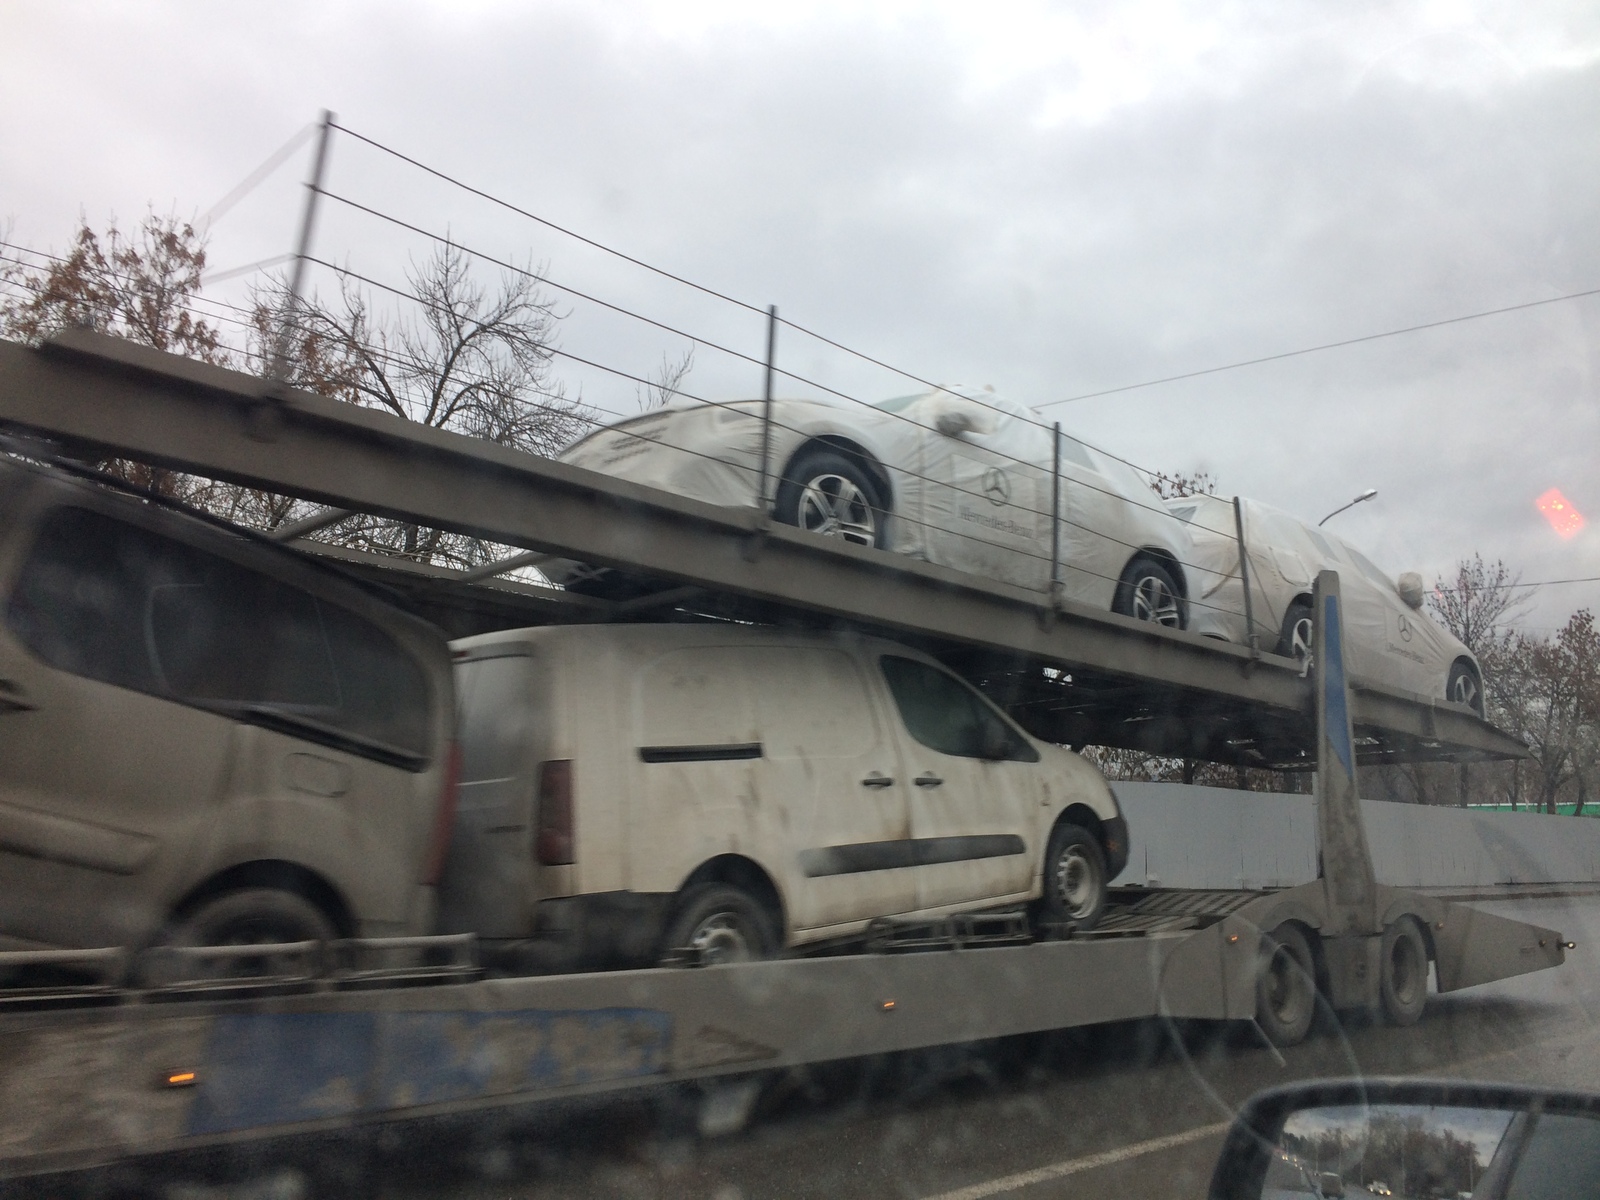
<box><xmin>0</xmin><ymin>329</ymin><xmax>1525</xmax><ymax>768</ymax></box>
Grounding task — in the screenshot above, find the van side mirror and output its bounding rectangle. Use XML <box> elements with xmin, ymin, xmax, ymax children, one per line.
<box><xmin>1396</xmin><ymin>571</ymin><xmax>1424</xmax><ymax>609</ymax></box>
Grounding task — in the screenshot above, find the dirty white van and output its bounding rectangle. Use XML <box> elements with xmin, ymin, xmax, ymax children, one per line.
<box><xmin>0</xmin><ymin>459</ymin><xmax>458</xmax><ymax>954</ymax></box>
<box><xmin>439</xmin><ymin>624</ymin><xmax>1128</xmax><ymax>967</ymax></box>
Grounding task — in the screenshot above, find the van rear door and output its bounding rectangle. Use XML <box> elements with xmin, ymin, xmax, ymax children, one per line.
<box><xmin>437</xmin><ymin>651</ymin><xmax>535</xmax><ymax>937</ymax></box>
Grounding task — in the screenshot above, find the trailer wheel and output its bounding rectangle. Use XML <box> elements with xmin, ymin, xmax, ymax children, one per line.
<box><xmin>1379</xmin><ymin>917</ymin><xmax>1429</xmax><ymax>1026</ymax></box>
<box><xmin>1256</xmin><ymin>923</ymin><xmax>1317</xmax><ymax>1047</ymax></box>
<box><xmin>1036</xmin><ymin>822</ymin><xmax>1108</xmax><ymax>930</ymax></box>
<box><xmin>660</xmin><ymin>884</ymin><xmax>777</xmax><ymax>965</ymax></box>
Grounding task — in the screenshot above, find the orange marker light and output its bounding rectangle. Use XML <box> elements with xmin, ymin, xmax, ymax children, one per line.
<box><xmin>1537</xmin><ymin>488</ymin><xmax>1585</xmax><ymax>539</ymax></box>
<box><xmin>881</xmin><ymin>1000</ymin><xmax>896</xmax><ymax>1011</ymax></box>
<box><xmin>164</xmin><ymin>1070</ymin><xmax>197</xmax><ymax>1088</ymax></box>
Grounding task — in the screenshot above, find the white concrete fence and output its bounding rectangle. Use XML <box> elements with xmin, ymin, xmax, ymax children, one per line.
<box><xmin>1110</xmin><ymin>783</ymin><xmax>1600</xmax><ymax>891</ymax></box>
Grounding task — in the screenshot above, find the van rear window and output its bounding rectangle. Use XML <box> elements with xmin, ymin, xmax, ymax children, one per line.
<box><xmin>5</xmin><ymin>506</ymin><xmax>432</xmax><ymax>765</ymax></box>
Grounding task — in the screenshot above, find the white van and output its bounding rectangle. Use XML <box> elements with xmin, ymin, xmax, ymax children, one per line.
<box><xmin>439</xmin><ymin>624</ymin><xmax>1128</xmax><ymax>968</ymax></box>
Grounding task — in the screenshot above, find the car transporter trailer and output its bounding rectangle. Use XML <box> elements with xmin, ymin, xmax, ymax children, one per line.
<box><xmin>0</xmin><ymin>332</ymin><xmax>1570</xmax><ymax>1186</ymax></box>
<box><xmin>0</xmin><ymin>572</ymin><xmax>1569</xmax><ymax>1188</ymax></box>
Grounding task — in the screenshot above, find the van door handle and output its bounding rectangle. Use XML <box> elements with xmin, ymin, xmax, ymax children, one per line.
<box><xmin>861</xmin><ymin>772</ymin><xmax>895</xmax><ymax>788</ymax></box>
<box><xmin>914</xmin><ymin>774</ymin><xmax>944</xmax><ymax>788</ymax></box>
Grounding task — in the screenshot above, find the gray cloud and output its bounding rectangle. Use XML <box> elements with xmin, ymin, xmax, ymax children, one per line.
<box><xmin>4</xmin><ymin>1</ymin><xmax>1598</xmax><ymax>628</ymax></box>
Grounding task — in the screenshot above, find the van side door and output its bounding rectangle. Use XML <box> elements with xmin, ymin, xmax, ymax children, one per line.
<box><xmin>632</xmin><ymin>645</ymin><xmax>916</xmax><ymax>937</ymax></box>
<box><xmin>749</xmin><ymin>645</ymin><xmax>916</xmax><ymax>932</ymax></box>
<box><xmin>873</xmin><ymin>654</ymin><xmax>1039</xmax><ymax>912</ymax></box>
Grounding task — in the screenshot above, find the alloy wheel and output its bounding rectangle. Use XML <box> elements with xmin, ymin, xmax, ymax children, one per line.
<box><xmin>797</xmin><ymin>474</ymin><xmax>878</xmax><ymax>545</ymax></box>
<box><xmin>1130</xmin><ymin>574</ymin><xmax>1181</xmax><ymax>627</ymax></box>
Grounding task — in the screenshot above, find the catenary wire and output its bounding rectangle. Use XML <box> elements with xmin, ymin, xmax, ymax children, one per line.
<box><xmin>300</xmin><ymin>197</ymin><xmax>1222</xmax><ymax>540</ymax></box>
<box><xmin>318</xmin><ymin>124</ymin><xmax>1198</xmax><ymax>486</ymax></box>
<box><xmin>0</xmin><ymin>250</ymin><xmax>1248</xmax><ymax>616</ymax></box>
<box><xmin>298</xmin><ymin>253</ymin><xmax>1243</xmax><ymax>599</ymax></box>
<box><xmin>0</xmin><ymin>243</ymin><xmax>1248</xmax><ymax>614</ymax></box>
<box><xmin>325</xmin><ymin>122</ymin><xmax>1599</xmax><ymax>500</ymax></box>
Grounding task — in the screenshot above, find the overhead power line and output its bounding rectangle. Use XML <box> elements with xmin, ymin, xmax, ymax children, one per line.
<box><xmin>1035</xmin><ymin>286</ymin><xmax>1600</xmax><ymax>410</ymax></box>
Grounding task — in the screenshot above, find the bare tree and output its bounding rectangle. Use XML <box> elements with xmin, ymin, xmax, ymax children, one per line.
<box><xmin>0</xmin><ymin>212</ymin><xmax>238</xmax><ymax>505</ymax></box>
<box><xmin>252</xmin><ymin>241</ymin><xmax>593</xmax><ymax>565</ymax></box>
<box><xmin>637</xmin><ymin>346</ymin><xmax>696</xmax><ymax>411</ymax></box>
<box><xmin>1495</xmin><ymin>611</ymin><xmax>1600</xmax><ymax>814</ymax></box>
<box><xmin>1149</xmin><ymin>469</ymin><xmax>1217</xmax><ymax>500</ymax></box>
<box><xmin>1429</xmin><ymin>554</ymin><xmax>1529</xmax><ymax>663</ymax></box>
<box><xmin>1</xmin><ymin>210</ymin><xmax>230</xmax><ymax>363</ymax></box>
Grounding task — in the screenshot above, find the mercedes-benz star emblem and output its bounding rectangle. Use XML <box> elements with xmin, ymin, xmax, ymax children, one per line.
<box><xmin>1397</xmin><ymin>614</ymin><xmax>1413</xmax><ymax>642</ymax></box>
<box><xmin>982</xmin><ymin>467</ymin><xmax>1010</xmax><ymax>506</ymax></box>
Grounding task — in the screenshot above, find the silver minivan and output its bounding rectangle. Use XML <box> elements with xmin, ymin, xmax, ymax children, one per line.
<box><xmin>439</xmin><ymin>623</ymin><xmax>1129</xmax><ymax>968</ymax></box>
<box><xmin>0</xmin><ymin>460</ymin><xmax>457</xmax><ymax>953</ymax></box>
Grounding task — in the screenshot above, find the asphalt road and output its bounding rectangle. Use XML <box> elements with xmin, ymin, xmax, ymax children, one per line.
<box><xmin>101</xmin><ymin>896</ymin><xmax>1600</xmax><ymax>1200</ymax></box>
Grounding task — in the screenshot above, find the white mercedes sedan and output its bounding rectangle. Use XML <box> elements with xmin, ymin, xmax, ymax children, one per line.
<box><xmin>552</xmin><ymin>387</ymin><xmax>1202</xmax><ymax>629</ymax></box>
<box><xmin>1167</xmin><ymin>493</ymin><xmax>1485</xmax><ymax>712</ymax></box>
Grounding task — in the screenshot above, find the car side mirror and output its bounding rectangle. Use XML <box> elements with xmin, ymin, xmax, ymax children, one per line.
<box><xmin>1207</xmin><ymin>1078</ymin><xmax>1600</xmax><ymax>1200</ymax></box>
<box><xmin>1396</xmin><ymin>571</ymin><xmax>1424</xmax><ymax>609</ymax></box>
<box><xmin>935</xmin><ymin>410</ymin><xmax>977</xmax><ymax>437</ymax></box>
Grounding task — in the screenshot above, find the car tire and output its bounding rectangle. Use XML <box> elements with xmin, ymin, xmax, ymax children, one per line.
<box><xmin>1278</xmin><ymin>599</ymin><xmax>1314</xmax><ymax>660</ymax></box>
<box><xmin>1035</xmin><ymin>822</ymin><xmax>1108</xmax><ymax>931</ymax></box>
<box><xmin>1256</xmin><ymin>922</ymin><xmax>1318</xmax><ymax>1047</ymax></box>
<box><xmin>1447</xmin><ymin>659</ymin><xmax>1485</xmax><ymax>716</ymax></box>
<box><xmin>660</xmin><ymin>883</ymin><xmax>777</xmax><ymax>965</ymax></box>
<box><xmin>1379</xmin><ymin>917</ymin><xmax>1429</xmax><ymax>1027</ymax></box>
<box><xmin>1112</xmin><ymin>556</ymin><xmax>1185</xmax><ymax>629</ymax></box>
<box><xmin>774</xmin><ymin>448</ymin><xmax>887</xmax><ymax>549</ymax></box>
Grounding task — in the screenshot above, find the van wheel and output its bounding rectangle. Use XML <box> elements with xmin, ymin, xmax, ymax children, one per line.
<box><xmin>1256</xmin><ymin>923</ymin><xmax>1318</xmax><ymax>1047</ymax></box>
<box><xmin>660</xmin><ymin>884</ymin><xmax>776</xmax><ymax>965</ymax></box>
<box><xmin>158</xmin><ymin>889</ymin><xmax>338</xmax><ymax>980</ymax></box>
<box><xmin>1035</xmin><ymin>823</ymin><xmax>1108</xmax><ymax>931</ymax></box>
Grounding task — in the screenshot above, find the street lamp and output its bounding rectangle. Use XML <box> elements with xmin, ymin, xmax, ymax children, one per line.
<box><xmin>1318</xmin><ymin>488</ymin><xmax>1378</xmax><ymax>526</ymax></box>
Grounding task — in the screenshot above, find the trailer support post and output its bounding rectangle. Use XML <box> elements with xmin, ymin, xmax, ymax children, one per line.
<box><xmin>1312</xmin><ymin>569</ymin><xmax>1380</xmax><ymax>938</ymax></box>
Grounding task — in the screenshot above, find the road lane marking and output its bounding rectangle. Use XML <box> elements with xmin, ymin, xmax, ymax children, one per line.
<box><xmin>921</xmin><ymin>1005</ymin><xmax>1596</xmax><ymax>1200</ymax></box>
<box><xmin>921</xmin><ymin>1121</ymin><xmax>1231</xmax><ymax>1200</ymax></box>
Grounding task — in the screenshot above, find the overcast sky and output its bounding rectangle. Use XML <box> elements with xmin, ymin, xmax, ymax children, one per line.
<box><xmin>4</xmin><ymin>1</ymin><xmax>1598</xmax><ymax>630</ymax></box>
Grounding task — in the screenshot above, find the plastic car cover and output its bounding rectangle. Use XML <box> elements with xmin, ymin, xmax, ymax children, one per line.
<box><xmin>1172</xmin><ymin>493</ymin><xmax>1477</xmax><ymax>700</ymax></box>
<box><xmin>555</xmin><ymin>388</ymin><xmax>1190</xmax><ymax>611</ymax></box>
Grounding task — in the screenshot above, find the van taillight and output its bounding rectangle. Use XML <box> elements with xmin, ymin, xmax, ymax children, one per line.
<box><xmin>420</xmin><ymin>740</ymin><xmax>462</xmax><ymax>885</ymax></box>
<box><xmin>536</xmin><ymin>759</ymin><xmax>575</xmax><ymax>866</ymax></box>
